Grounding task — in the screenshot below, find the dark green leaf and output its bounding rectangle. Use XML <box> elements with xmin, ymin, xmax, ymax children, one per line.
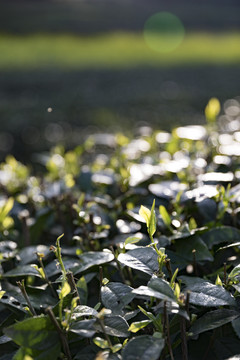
<box><xmin>101</xmin><ymin>282</ymin><xmax>134</xmax><ymax>312</ymax></box>
<box><xmin>165</xmin><ymin>250</ymin><xmax>188</xmax><ymax>271</ymax></box>
<box><xmin>229</xmin><ymin>264</ymin><xmax>240</xmax><ymax>280</ymax></box>
<box><xmin>13</xmin><ymin>342</ymin><xmax>61</xmax><ymax>360</ymax></box>
<box><xmin>18</xmin><ymin>245</ymin><xmax>50</xmax><ymax>265</ymax></box>
<box><xmin>4</xmin><ymin>316</ymin><xmax>60</xmax><ymax>351</ymax></box>
<box><xmin>73</xmin><ymin>345</ymin><xmax>97</xmax><ymax>360</ymax></box>
<box><xmin>118</xmin><ymin>247</ymin><xmax>158</xmax><ymax>275</ymax></box>
<box><xmin>96</xmin><ymin>315</ymin><xmax>129</xmax><ymax>337</ymax></box>
<box><xmin>201</xmin><ymin>226</ymin><xmax>240</xmax><ymax>249</ymax></box>
<box><xmin>70</xmin><ymin>319</ymin><xmax>96</xmax><ymax>338</ymax></box>
<box><xmin>3</xmin><ymin>265</ymin><xmax>42</xmax><ymax>278</ymax></box>
<box><xmin>196</xmin><ymin>198</ymin><xmax>218</xmax><ymax>223</ymax></box>
<box><xmin>232</xmin><ymin>317</ymin><xmax>240</xmax><ymax>339</ymax></box>
<box><xmin>26</xmin><ymin>287</ymin><xmax>56</xmax><ymax>309</ymax></box>
<box><xmin>0</xmin><ymin>292</ymin><xmax>28</xmax><ymax>313</ymax></box>
<box><xmin>190</xmin><ymin>309</ymin><xmax>240</xmax><ymax>336</ymax></box>
<box><xmin>179</xmin><ymin>275</ymin><xmax>208</xmax><ymax>286</ymax></box>
<box><xmin>186</xmin><ymin>281</ymin><xmax>236</xmax><ymax>307</ymax></box>
<box><xmin>214</xmin><ymin>337</ymin><xmax>240</xmax><ymax>360</ymax></box>
<box><xmin>148</xmin><ymin>277</ymin><xmax>176</xmax><ymax>300</ymax></box>
<box><xmin>133</xmin><ymin>276</ymin><xmax>177</xmax><ymax>303</ymax></box>
<box><xmin>73</xmin><ymin>251</ymin><xmax>114</xmax><ymax>275</ymax></box>
<box><xmin>122</xmin><ymin>335</ymin><xmax>164</xmax><ymax>360</ymax></box>
<box><xmin>175</xmin><ymin>235</ymin><xmax>213</xmax><ymax>262</ymax></box>
<box><xmin>45</xmin><ymin>258</ymin><xmax>81</xmax><ymax>278</ymax></box>
<box><xmin>0</xmin><ymin>353</ymin><xmax>17</xmax><ymax>360</ymax></box>
<box><xmin>72</xmin><ymin>305</ymin><xmax>98</xmax><ymax>319</ymax></box>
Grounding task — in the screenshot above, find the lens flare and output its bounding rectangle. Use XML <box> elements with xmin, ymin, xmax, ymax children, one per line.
<box><xmin>144</xmin><ymin>12</ymin><xmax>185</xmax><ymax>53</ymax></box>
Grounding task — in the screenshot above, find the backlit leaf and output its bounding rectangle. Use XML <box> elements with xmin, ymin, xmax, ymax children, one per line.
<box><xmin>59</xmin><ymin>281</ymin><xmax>71</xmax><ymax>300</ymax></box>
<box><xmin>159</xmin><ymin>205</ymin><xmax>171</xmax><ymax>228</ymax></box>
<box><xmin>149</xmin><ymin>200</ymin><xmax>156</xmax><ymax>237</ymax></box>
<box><xmin>128</xmin><ymin>320</ymin><xmax>152</xmax><ymax>333</ymax></box>
<box><xmin>139</xmin><ymin>205</ymin><xmax>151</xmax><ymax>228</ymax></box>
<box><xmin>93</xmin><ymin>337</ymin><xmax>109</xmax><ymax>349</ymax></box>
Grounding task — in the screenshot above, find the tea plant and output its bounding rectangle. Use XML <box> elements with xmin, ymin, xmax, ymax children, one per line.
<box><xmin>1</xmin><ymin>98</ymin><xmax>240</xmax><ymax>359</ymax></box>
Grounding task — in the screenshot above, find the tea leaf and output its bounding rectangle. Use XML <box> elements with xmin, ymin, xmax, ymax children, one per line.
<box><xmin>139</xmin><ymin>205</ymin><xmax>151</xmax><ymax>228</ymax></box>
<box><xmin>190</xmin><ymin>309</ymin><xmax>239</xmax><ymax>336</ymax></box>
<box><xmin>186</xmin><ymin>281</ymin><xmax>236</xmax><ymax>307</ymax></box>
<box><xmin>122</xmin><ymin>335</ymin><xmax>164</xmax><ymax>360</ymax></box>
<box><xmin>95</xmin><ymin>315</ymin><xmax>129</xmax><ymax>337</ymax></box>
<box><xmin>128</xmin><ymin>320</ymin><xmax>152</xmax><ymax>333</ymax></box>
<box><xmin>101</xmin><ymin>282</ymin><xmax>134</xmax><ymax>312</ymax></box>
<box><xmin>159</xmin><ymin>205</ymin><xmax>171</xmax><ymax>228</ymax></box>
<box><xmin>4</xmin><ymin>316</ymin><xmax>60</xmax><ymax>351</ymax></box>
<box><xmin>59</xmin><ymin>281</ymin><xmax>71</xmax><ymax>300</ymax></box>
<box><xmin>205</xmin><ymin>97</ymin><xmax>221</xmax><ymax>123</ymax></box>
<box><xmin>118</xmin><ymin>247</ymin><xmax>158</xmax><ymax>275</ymax></box>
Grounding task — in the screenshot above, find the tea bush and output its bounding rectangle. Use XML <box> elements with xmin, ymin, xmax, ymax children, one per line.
<box><xmin>1</xmin><ymin>98</ymin><xmax>240</xmax><ymax>359</ymax></box>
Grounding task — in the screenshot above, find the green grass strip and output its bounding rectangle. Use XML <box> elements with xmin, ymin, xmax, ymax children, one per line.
<box><xmin>1</xmin><ymin>31</ymin><xmax>240</xmax><ymax>69</ymax></box>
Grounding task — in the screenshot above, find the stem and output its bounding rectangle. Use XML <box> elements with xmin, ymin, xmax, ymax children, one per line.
<box><xmin>97</xmin><ymin>318</ymin><xmax>113</xmax><ymax>349</ymax></box>
<box><xmin>99</xmin><ymin>266</ymin><xmax>103</xmax><ymax>302</ymax></box>
<box><xmin>66</xmin><ymin>271</ymin><xmax>81</xmax><ymax>305</ymax></box>
<box><xmin>99</xmin><ymin>266</ymin><xmax>103</xmax><ymax>285</ymax></box>
<box><xmin>37</xmin><ymin>253</ymin><xmax>58</xmax><ymax>298</ymax></box>
<box><xmin>150</xmin><ymin>234</ymin><xmax>165</xmax><ymax>276</ymax></box>
<box><xmin>55</xmin><ymin>234</ymin><xmax>67</xmax><ymax>280</ymax></box>
<box><xmin>185</xmin><ymin>291</ymin><xmax>191</xmax><ymax>328</ymax></box>
<box><xmin>162</xmin><ymin>301</ymin><xmax>166</xmax><ymax>336</ymax></box>
<box><xmin>202</xmin><ymin>331</ymin><xmax>216</xmax><ymax>360</ymax></box>
<box><xmin>16</xmin><ymin>280</ymin><xmax>36</xmax><ymax>316</ymax></box>
<box><xmin>180</xmin><ymin>317</ymin><xmax>188</xmax><ymax>360</ymax></box>
<box><xmin>163</xmin><ymin>301</ymin><xmax>174</xmax><ymax>360</ymax></box>
<box><xmin>150</xmin><ymin>234</ymin><xmax>159</xmax><ymax>254</ymax></box>
<box><xmin>19</xmin><ymin>211</ymin><xmax>31</xmax><ymax>247</ymax></box>
<box><xmin>192</xmin><ymin>249</ymin><xmax>198</xmax><ymax>276</ymax></box>
<box><xmin>165</xmin><ymin>258</ymin><xmax>173</xmax><ymax>279</ymax></box>
<box><xmin>110</xmin><ymin>246</ymin><xmax>126</xmax><ymax>284</ymax></box>
<box><xmin>223</xmin><ymin>263</ymin><xmax>227</xmax><ymax>285</ymax></box>
<box><xmin>54</xmin><ymin>234</ymin><xmax>68</xmax><ymax>322</ymax></box>
<box><xmin>59</xmin><ymin>298</ymin><xmax>63</xmax><ymax>323</ymax></box>
<box><xmin>46</xmin><ymin>307</ymin><xmax>72</xmax><ymax>360</ymax></box>
<box><xmin>126</xmin><ymin>267</ymin><xmax>134</xmax><ymax>287</ymax></box>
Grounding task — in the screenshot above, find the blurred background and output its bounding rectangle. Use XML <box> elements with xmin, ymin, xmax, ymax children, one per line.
<box><xmin>0</xmin><ymin>0</ymin><xmax>240</xmax><ymax>160</ymax></box>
